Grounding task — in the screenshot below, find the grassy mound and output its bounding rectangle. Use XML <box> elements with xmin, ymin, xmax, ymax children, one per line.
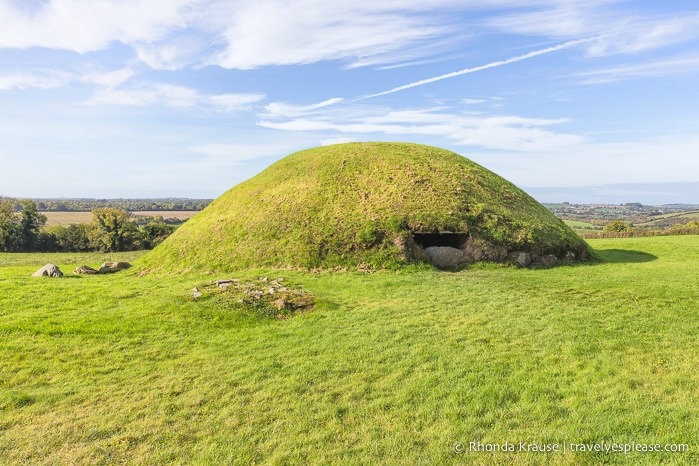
<box><xmin>139</xmin><ymin>142</ymin><xmax>589</xmax><ymax>273</ymax></box>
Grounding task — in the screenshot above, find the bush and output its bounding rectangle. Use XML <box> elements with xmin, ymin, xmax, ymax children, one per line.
<box><xmin>604</xmin><ymin>220</ymin><xmax>631</xmax><ymax>232</ymax></box>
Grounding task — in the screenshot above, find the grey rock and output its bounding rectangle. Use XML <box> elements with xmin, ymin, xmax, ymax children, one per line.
<box><xmin>98</xmin><ymin>262</ymin><xmax>132</xmax><ymax>274</ymax></box>
<box><xmin>424</xmin><ymin>246</ymin><xmax>465</xmax><ymax>269</ymax></box>
<box><xmin>462</xmin><ymin>237</ymin><xmax>507</xmax><ymax>263</ymax></box>
<box><xmin>539</xmin><ymin>254</ymin><xmax>559</xmax><ymax>267</ymax></box>
<box><xmin>74</xmin><ymin>265</ymin><xmax>98</xmax><ymax>275</ymax></box>
<box><xmin>32</xmin><ymin>263</ymin><xmax>63</xmax><ymax>278</ymax></box>
<box><xmin>515</xmin><ymin>252</ymin><xmax>531</xmax><ymax>268</ymax></box>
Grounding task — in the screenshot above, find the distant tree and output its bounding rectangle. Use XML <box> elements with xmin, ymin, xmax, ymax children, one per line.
<box><xmin>44</xmin><ymin>224</ymin><xmax>93</xmax><ymax>252</ymax></box>
<box><xmin>17</xmin><ymin>200</ymin><xmax>47</xmax><ymax>251</ymax></box>
<box><xmin>140</xmin><ymin>221</ymin><xmax>176</xmax><ymax>249</ymax></box>
<box><xmin>0</xmin><ymin>197</ymin><xmax>20</xmax><ymax>251</ymax></box>
<box><xmin>604</xmin><ymin>220</ymin><xmax>631</xmax><ymax>232</ymax></box>
<box><xmin>675</xmin><ymin>220</ymin><xmax>699</xmax><ymax>230</ymax></box>
<box><xmin>36</xmin><ymin>228</ymin><xmax>60</xmax><ymax>252</ymax></box>
<box><xmin>89</xmin><ymin>208</ymin><xmax>141</xmax><ymax>252</ymax></box>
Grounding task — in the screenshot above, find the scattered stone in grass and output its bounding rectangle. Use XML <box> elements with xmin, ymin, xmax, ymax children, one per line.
<box><xmin>74</xmin><ymin>265</ymin><xmax>99</xmax><ymax>275</ymax></box>
<box><xmin>32</xmin><ymin>263</ymin><xmax>63</xmax><ymax>278</ymax></box>
<box><xmin>98</xmin><ymin>262</ymin><xmax>132</xmax><ymax>274</ymax></box>
<box><xmin>194</xmin><ymin>276</ymin><xmax>316</xmax><ymax>318</ymax></box>
<box><xmin>273</xmin><ymin>298</ymin><xmax>286</xmax><ymax>310</ymax></box>
<box><xmin>356</xmin><ymin>263</ymin><xmax>374</xmax><ymax>273</ymax></box>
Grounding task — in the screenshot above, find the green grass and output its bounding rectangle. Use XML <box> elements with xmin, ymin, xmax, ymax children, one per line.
<box><xmin>1</xmin><ymin>236</ymin><xmax>698</xmax><ymax>464</ymax></box>
<box><xmin>0</xmin><ymin>251</ymin><xmax>145</xmax><ymax>268</ymax></box>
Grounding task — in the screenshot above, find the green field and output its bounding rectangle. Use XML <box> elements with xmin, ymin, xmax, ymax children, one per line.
<box><xmin>43</xmin><ymin>211</ymin><xmax>200</xmax><ymax>226</ymax></box>
<box><xmin>636</xmin><ymin>211</ymin><xmax>699</xmax><ymax>228</ymax></box>
<box><xmin>1</xmin><ymin>236</ymin><xmax>697</xmax><ymax>464</ymax></box>
<box><xmin>563</xmin><ymin>219</ymin><xmax>601</xmax><ymax>235</ymax></box>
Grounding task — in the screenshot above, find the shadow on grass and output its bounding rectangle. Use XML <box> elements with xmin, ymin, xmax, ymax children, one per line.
<box><xmin>594</xmin><ymin>249</ymin><xmax>658</xmax><ymax>263</ymax></box>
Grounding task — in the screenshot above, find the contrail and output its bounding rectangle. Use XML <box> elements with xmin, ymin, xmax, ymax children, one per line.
<box><xmin>361</xmin><ymin>38</ymin><xmax>594</xmax><ymax>99</ymax></box>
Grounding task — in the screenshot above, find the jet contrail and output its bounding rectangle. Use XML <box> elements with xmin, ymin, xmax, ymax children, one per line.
<box><xmin>362</xmin><ymin>38</ymin><xmax>594</xmax><ymax>99</ymax></box>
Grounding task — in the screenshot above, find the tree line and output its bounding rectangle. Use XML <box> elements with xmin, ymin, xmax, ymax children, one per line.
<box><xmin>581</xmin><ymin>219</ymin><xmax>699</xmax><ymax>239</ymax></box>
<box><xmin>0</xmin><ymin>198</ymin><xmax>177</xmax><ymax>252</ymax></box>
<box><xmin>29</xmin><ymin>198</ymin><xmax>212</xmax><ymax>212</ymax></box>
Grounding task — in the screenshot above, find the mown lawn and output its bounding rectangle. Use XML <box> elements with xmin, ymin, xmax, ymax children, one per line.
<box><xmin>1</xmin><ymin>237</ymin><xmax>697</xmax><ymax>464</ymax></box>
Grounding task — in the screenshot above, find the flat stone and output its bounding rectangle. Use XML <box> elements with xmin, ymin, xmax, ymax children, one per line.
<box><xmin>74</xmin><ymin>265</ymin><xmax>98</xmax><ymax>275</ymax></box>
<box><xmin>98</xmin><ymin>262</ymin><xmax>132</xmax><ymax>274</ymax></box>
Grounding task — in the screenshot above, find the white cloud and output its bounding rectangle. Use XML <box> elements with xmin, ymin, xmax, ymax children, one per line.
<box><xmin>87</xmin><ymin>83</ymin><xmax>200</xmax><ymax>107</ymax></box>
<box><xmin>362</xmin><ymin>38</ymin><xmax>592</xmax><ymax>99</ymax></box>
<box><xmin>208</xmin><ymin>93</ymin><xmax>266</xmax><ymax>111</ymax></box>
<box><xmin>80</xmin><ymin>68</ymin><xmax>137</xmax><ymax>89</ymax></box>
<box><xmin>570</xmin><ymin>54</ymin><xmax>699</xmax><ymax>84</ymax></box>
<box><xmin>0</xmin><ymin>70</ymin><xmax>71</xmax><ymax>89</ymax></box>
<box><xmin>487</xmin><ymin>2</ymin><xmax>611</xmax><ymax>37</ymax></box>
<box><xmin>0</xmin><ymin>1</ymin><xmax>472</xmax><ymax>70</ymax></box>
<box><xmin>208</xmin><ymin>1</ymin><xmax>460</xmax><ymax>69</ymax></box>
<box><xmin>259</xmin><ymin>106</ymin><xmax>584</xmax><ymax>152</ymax></box>
<box><xmin>86</xmin><ymin>83</ymin><xmax>265</xmax><ymax>110</ymax></box>
<box><xmin>0</xmin><ymin>66</ymin><xmax>137</xmax><ymax>91</ymax></box>
<box><xmin>0</xmin><ymin>0</ymin><xmax>194</xmax><ymax>53</ymax></box>
<box><xmin>587</xmin><ymin>13</ymin><xmax>699</xmax><ymax>56</ymax></box>
<box><xmin>488</xmin><ymin>4</ymin><xmax>699</xmax><ymax>57</ymax></box>
<box><xmin>135</xmin><ymin>34</ymin><xmax>211</xmax><ymax>71</ymax></box>
<box><xmin>262</xmin><ymin>98</ymin><xmax>344</xmax><ymax>118</ymax></box>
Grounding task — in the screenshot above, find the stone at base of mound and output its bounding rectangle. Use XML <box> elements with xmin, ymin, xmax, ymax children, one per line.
<box><xmin>424</xmin><ymin>246</ymin><xmax>465</xmax><ymax>269</ymax></box>
<box><xmin>32</xmin><ymin>263</ymin><xmax>63</xmax><ymax>278</ymax></box>
<box><xmin>419</xmin><ymin>235</ymin><xmax>589</xmax><ymax>270</ymax></box>
<box><xmin>98</xmin><ymin>262</ymin><xmax>132</xmax><ymax>274</ymax></box>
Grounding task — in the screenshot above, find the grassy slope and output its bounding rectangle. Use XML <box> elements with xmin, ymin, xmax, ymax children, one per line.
<box><xmin>1</xmin><ymin>236</ymin><xmax>698</xmax><ymax>464</ymax></box>
<box><xmin>139</xmin><ymin>143</ymin><xmax>587</xmax><ymax>272</ymax></box>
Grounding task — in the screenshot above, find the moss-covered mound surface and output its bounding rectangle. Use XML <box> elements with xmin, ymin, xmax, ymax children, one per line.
<box><xmin>139</xmin><ymin>142</ymin><xmax>589</xmax><ymax>273</ymax></box>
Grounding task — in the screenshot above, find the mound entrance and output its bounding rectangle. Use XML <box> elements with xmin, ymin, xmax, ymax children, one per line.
<box><xmin>412</xmin><ymin>232</ymin><xmax>468</xmax><ymax>249</ymax></box>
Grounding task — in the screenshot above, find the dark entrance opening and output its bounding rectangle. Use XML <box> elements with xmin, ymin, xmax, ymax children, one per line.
<box><xmin>412</xmin><ymin>232</ymin><xmax>468</xmax><ymax>249</ymax></box>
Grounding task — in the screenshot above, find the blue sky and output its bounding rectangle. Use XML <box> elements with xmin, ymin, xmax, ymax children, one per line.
<box><xmin>1</xmin><ymin>0</ymin><xmax>699</xmax><ymax>204</ymax></box>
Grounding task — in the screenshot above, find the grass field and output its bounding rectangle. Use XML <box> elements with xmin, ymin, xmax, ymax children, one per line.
<box><xmin>130</xmin><ymin>211</ymin><xmax>200</xmax><ymax>220</ymax></box>
<box><xmin>1</xmin><ymin>236</ymin><xmax>697</xmax><ymax>464</ymax></box>
<box><xmin>636</xmin><ymin>211</ymin><xmax>699</xmax><ymax>228</ymax></box>
<box><xmin>43</xmin><ymin>211</ymin><xmax>200</xmax><ymax>226</ymax></box>
<box><xmin>563</xmin><ymin>219</ymin><xmax>601</xmax><ymax>235</ymax></box>
<box><xmin>42</xmin><ymin>211</ymin><xmax>93</xmax><ymax>226</ymax></box>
